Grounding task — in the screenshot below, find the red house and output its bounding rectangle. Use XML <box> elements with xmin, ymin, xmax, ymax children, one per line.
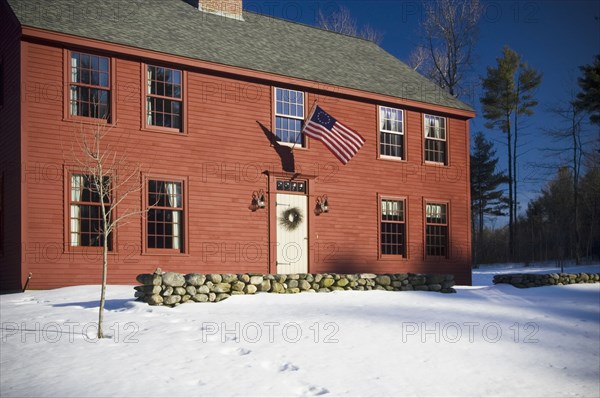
<box><xmin>0</xmin><ymin>0</ymin><xmax>475</xmax><ymax>291</ymax></box>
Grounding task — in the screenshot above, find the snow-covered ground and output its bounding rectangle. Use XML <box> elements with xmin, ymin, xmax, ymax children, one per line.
<box><xmin>1</xmin><ymin>264</ymin><xmax>599</xmax><ymax>397</ymax></box>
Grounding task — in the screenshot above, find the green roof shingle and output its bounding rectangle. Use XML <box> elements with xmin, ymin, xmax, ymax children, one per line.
<box><xmin>6</xmin><ymin>0</ymin><xmax>473</xmax><ymax>112</ymax></box>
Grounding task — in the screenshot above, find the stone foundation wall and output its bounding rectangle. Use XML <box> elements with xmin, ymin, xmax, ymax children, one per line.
<box><xmin>493</xmin><ymin>273</ymin><xmax>600</xmax><ymax>288</ymax></box>
<box><xmin>135</xmin><ymin>269</ymin><xmax>456</xmax><ymax>306</ymax></box>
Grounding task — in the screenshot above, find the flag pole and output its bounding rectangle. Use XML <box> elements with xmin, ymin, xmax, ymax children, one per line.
<box><xmin>294</xmin><ymin>98</ymin><xmax>318</xmax><ymax>153</ymax></box>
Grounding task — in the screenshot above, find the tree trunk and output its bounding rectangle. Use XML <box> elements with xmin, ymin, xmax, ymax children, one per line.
<box><xmin>513</xmin><ymin>110</ymin><xmax>518</xmax><ymax>261</ymax></box>
<box><xmin>98</xmin><ymin>236</ymin><xmax>108</xmax><ymax>339</ymax></box>
<box><xmin>472</xmin><ymin>210</ymin><xmax>477</xmax><ymax>266</ymax></box>
<box><xmin>572</xmin><ymin>115</ymin><xmax>581</xmax><ymax>265</ymax></box>
<box><xmin>478</xmin><ymin>203</ymin><xmax>484</xmax><ymax>263</ymax></box>
<box><xmin>97</xmin><ymin>140</ymin><xmax>108</xmax><ymax>339</ymax></box>
<box><xmin>98</xmin><ymin>178</ymin><xmax>109</xmax><ymax>339</ymax></box>
<box><xmin>506</xmin><ymin>115</ymin><xmax>514</xmax><ymax>262</ymax></box>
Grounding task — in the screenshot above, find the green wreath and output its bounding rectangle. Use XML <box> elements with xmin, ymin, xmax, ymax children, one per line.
<box><xmin>279</xmin><ymin>207</ymin><xmax>304</xmax><ymax>231</ymax></box>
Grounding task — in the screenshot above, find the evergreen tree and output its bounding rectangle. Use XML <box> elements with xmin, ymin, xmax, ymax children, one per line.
<box><xmin>470</xmin><ymin>132</ymin><xmax>508</xmax><ymax>264</ymax></box>
<box><xmin>480</xmin><ymin>46</ymin><xmax>541</xmax><ymax>260</ymax></box>
<box><xmin>539</xmin><ymin>167</ymin><xmax>575</xmax><ymax>270</ymax></box>
<box><xmin>579</xmin><ymin>163</ymin><xmax>600</xmax><ymax>260</ymax></box>
<box><xmin>574</xmin><ymin>54</ymin><xmax>600</xmax><ymax>125</ymax></box>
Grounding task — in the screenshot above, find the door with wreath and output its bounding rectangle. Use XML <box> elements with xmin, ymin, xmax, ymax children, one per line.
<box><xmin>276</xmin><ymin>193</ymin><xmax>308</xmax><ymax>274</ymax></box>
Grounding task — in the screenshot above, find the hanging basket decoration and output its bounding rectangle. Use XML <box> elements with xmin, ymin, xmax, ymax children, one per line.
<box><xmin>279</xmin><ymin>207</ymin><xmax>304</xmax><ymax>231</ymax></box>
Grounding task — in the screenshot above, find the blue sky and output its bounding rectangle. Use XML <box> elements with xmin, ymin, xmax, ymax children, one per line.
<box><xmin>244</xmin><ymin>0</ymin><xmax>600</xmax><ymax>224</ymax></box>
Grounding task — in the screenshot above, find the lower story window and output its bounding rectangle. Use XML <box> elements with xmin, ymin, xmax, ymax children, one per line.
<box><xmin>380</xmin><ymin>198</ymin><xmax>406</xmax><ymax>257</ymax></box>
<box><xmin>147</xmin><ymin>179</ymin><xmax>184</xmax><ymax>252</ymax></box>
<box><xmin>69</xmin><ymin>174</ymin><xmax>112</xmax><ymax>249</ymax></box>
<box><xmin>425</xmin><ymin>202</ymin><xmax>448</xmax><ymax>257</ymax></box>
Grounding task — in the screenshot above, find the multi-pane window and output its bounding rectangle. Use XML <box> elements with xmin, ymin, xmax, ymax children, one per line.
<box><xmin>146</xmin><ymin>65</ymin><xmax>183</xmax><ymax>131</ymax></box>
<box><xmin>275</xmin><ymin>87</ymin><xmax>304</xmax><ymax>146</ymax></box>
<box><xmin>380</xmin><ymin>198</ymin><xmax>406</xmax><ymax>257</ymax></box>
<box><xmin>69</xmin><ymin>174</ymin><xmax>112</xmax><ymax>249</ymax></box>
<box><xmin>147</xmin><ymin>179</ymin><xmax>184</xmax><ymax>252</ymax></box>
<box><xmin>70</xmin><ymin>52</ymin><xmax>110</xmax><ymax>120</ymax></box>
<box><xmin>379</xmin><ymin>106</ymin><xmax>404</xmax><ymax>158</ymax></box>
<box><xmin>424</xmin><ymin>114</ymin><xmax>447</xmax><ymax>164</ymax></box>
<box><xmin>276</xmin><ymin>179</ymin><xmax>306</xmax><ymax>193</ymax></box>
<box><xmin>425</xmin><ymin>202</ymin><xmax>448</xmax><ymax>257</ymax></box>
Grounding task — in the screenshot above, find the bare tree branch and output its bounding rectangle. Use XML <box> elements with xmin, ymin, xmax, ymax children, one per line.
<box><xmin>409</xmin><ymin>0</ymin><xmax>482</xmax><ymax>97</ymax></box>
<box><xmin>67</xmin><ymin>120</ymin><xmax>147</xmax><ymax>338</ymax></box>
<box><xmin>317</xmin><ymin>5</ymin><xmax>383</xmax><ymax>45</ymax></box>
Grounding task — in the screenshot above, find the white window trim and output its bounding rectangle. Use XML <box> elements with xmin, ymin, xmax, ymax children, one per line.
<box><xmin>424</xmin><ymin>114</ymin><xmax>447</xmax><ymax>142</ymax></box>
<box><xmin>424</xmin><ymin>200</ymin><xmax>450</xmax><ymax>258</ymax></box>
<box><xmin>423</xmin><ymin>114</ymin><xmax>447</xmax><ymax>164</ymax></box>
<box><xmin>274</xmin><ymin>87</ymin><xmax>305</xmax><ymax>148</ymax></box>
<box><xmin>379</xmin><ymin>105</ymin><xmax>405</xmax><ymax>160</ymax></box>
<box><xmin>379</xmin><ymin>196</ymin><xmax>408</xmax><ymax>258</ymax></box>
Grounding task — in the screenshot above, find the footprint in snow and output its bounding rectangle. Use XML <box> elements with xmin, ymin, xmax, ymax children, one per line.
<box><xmin>279</xmin><ymin>362</ymin><xmax>299</xmax><ymax>372</ymax></box>
<box><xmin>185</xmin><ymin>379</ymin><xmax>207</xmax><ymax>387</ymax></box>
<box><xmin>221</xmin><ymin>347</ymin><xmax>251</xmax><ymax>356</ymax></box>
<box><xmin>11</xmin><ymin>297</ymin><xmax>48</xmax><ymax>305</ymax></box>
<box><xmin>298</xmin><ymin>385</ymin><xmax>329</xmax><ymax>396</ymax></box>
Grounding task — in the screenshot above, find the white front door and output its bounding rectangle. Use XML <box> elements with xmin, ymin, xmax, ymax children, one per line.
<box><xmin>276</xmin><ymin>193</ymin><xmax>308</xmax><ymax>274</ymax></box>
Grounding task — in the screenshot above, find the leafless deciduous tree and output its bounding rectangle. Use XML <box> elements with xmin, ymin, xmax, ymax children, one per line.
<box><xmin>408</xmin><ymin>46</ymin><xmax>430</xmax><ymax>73</ymax></box>
<box><xmin>317</xmin><ymin>5</ymin><xmax>383</xmax><ymax>44</ymax></box>
<box><xmin>69</xmin><ymin>122</ymin><xmax>146</xmax><ymax>339</ymax></box>
<box><xmin>409</xmin><ymin>0</ymin><xmax>482</xmax><ymax>97</ymax></box>
<box><xmin>546</xmin><ymin>90</ymin><xmax>592</xmax><ymax>264</ymax></box>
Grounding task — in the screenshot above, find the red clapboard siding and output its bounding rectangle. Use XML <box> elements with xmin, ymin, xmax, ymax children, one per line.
<box><xmin>6</xmin><ymin>32</ymin><xmax>473</xmax><ymax>290</ymax></box>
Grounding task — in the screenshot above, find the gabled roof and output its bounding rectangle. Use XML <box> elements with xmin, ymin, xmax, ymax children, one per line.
<box><xmin>6</xmin><ymin>0</ymin><xmax>474</xmax><ymax>113</ymax></box>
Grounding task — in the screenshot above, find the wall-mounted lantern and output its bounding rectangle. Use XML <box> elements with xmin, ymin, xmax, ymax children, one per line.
<box><xmin>315</xmin><ymin>195</ymin><xmax>329</xmax><ymax>215</ymax></box>
<box><xmin>250</xmin><ymin>189</ymin><xmax>266</xmax><ymax>211</ymax></box>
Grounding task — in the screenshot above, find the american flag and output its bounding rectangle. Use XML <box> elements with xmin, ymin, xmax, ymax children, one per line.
<box><xmin>302</xmin><ymin>105</ymin><xmax>365</xmax><ymax>165</ymax></box>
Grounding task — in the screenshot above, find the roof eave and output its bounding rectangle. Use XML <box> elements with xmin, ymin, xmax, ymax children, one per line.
<box><xmin>20</xmin><ymin>25</ymin><xmax>475</xmax><ymax>119</ymax></box>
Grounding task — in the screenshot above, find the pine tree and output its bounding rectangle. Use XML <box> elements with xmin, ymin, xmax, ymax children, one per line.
<box><xmin>574</xmin><ymin>54</ymin><xmax>600</xmax><ymax>125</ymax></box>
<box><xmin>480</xmin><ymin>46</ymin><xmax>541</xmax><ymax>260</ymax></box>
<box><xmin>539</xmin><ymin>167</ymin><xmax>575</xmax><ymax>271</ymax></box>
<box><xmin>470</xmin><ymin>132</ymin><xmax>508</xmax><ymax>264</ymax></box>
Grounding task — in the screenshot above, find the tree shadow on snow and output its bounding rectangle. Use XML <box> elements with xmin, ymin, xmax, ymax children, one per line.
<box><xmin>53</xmin><ymin>298</ymin><xmax>135</xmax><ymax>311</ymax></box>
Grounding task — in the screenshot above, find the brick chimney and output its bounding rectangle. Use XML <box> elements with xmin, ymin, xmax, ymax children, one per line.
<box><xmin>198</xmin><ymin>0</ymin><xmax>243</xmax><ymax>20</ymax></box>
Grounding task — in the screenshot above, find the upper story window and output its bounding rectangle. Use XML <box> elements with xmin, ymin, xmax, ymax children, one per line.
<box><xmin>69</xmin><ymin>174</ymin><xmax>112</xmax><ymax>250</ymax></box>
<box><xmin>425</xmin><ymin>202</ymin><xmax>448</xmax><ymax>257</ymax></box>
<box><xmin>380</xmin><ymin>198</ymin><xmax>407</xmax><ymax>257</ymax></box>
<box><xmin>147</xmin><ymin>179</ymin><xmax>184</xmax><ymax>253</ymax></box>
<box><xmin>274</xmin><ymin>87</ymin><xmax>304</xmax><ymax>146</ymax></box>
<box><xmin>379</xmin><ymin>106</ymin><xmax>404</xmax><ymax>159</ymax></box>
<box><xmin>146</xmin><ymin>65</ymin><xmax>183</xmax><ymax>132</ymax></box>
<box><xmin>424</xmin><ymin>114</ymin><xmax>447</xmax><ymax>164</ymax></box>
<box><xmin>69</xmin><ymin>52</ymin><xmax>111</xmax><ymax>120</ymax></box>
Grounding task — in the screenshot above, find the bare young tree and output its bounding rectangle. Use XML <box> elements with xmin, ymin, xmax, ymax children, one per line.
<box><xmin>317</xmin><ymin>5</ymin><xmax>383</xmax><ymax>44</ymax></box>
<box><xmin>409</xmin><ymin>0</ymin><xmax>482</xmax><ymax>97</ymax></box>
<box><xmin>69</xmin><ymin>122</ymin><xmax>146</xmax><ymax>339</ymax></box>
<box><xmin>546</xmin><ymin>90</ymin><xmax>590</xmax><ymax>264</ymax></box>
